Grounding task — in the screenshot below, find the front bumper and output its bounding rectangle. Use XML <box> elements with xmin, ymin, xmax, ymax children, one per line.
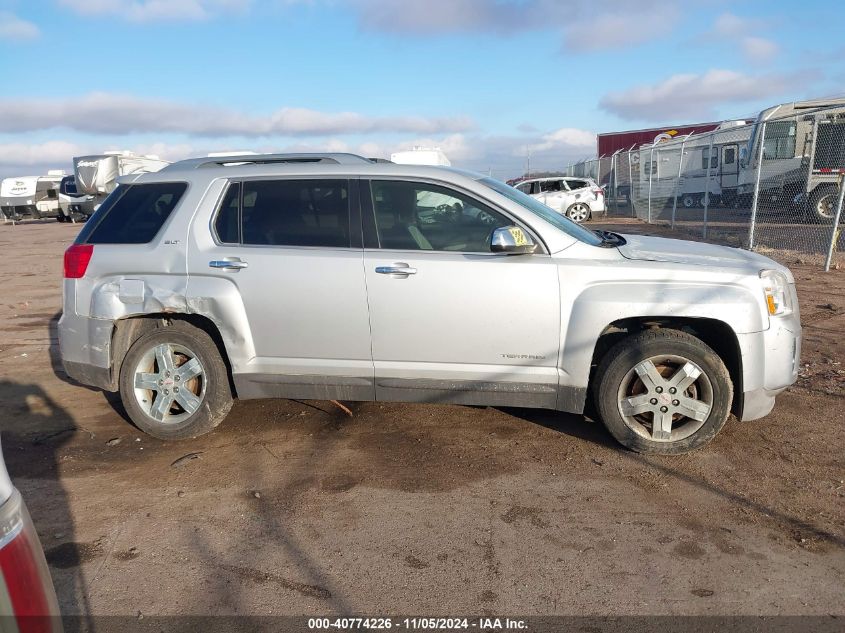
<box><xmin>738</xmin><ymin>309</ymin><xmax>802</xmax><ymax>421</ymax></box>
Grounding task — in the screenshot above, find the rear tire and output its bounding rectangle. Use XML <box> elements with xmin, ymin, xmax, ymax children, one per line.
<box><xmin>118</xmin><ymin>322</ymin><xmax>233</xmax><ymax>440</ymax></box>
<box><xmin>593</xmin><ymin>329</ymin><xmax>733</xmax><ymax>454</ymax></box>
<box><xmin>808</xmin><ymin>186</ymin><xmax>839</xmax><ymax>223</ymax></box>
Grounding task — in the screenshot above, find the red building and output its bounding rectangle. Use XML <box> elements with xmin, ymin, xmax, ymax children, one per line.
<box><xmin>597</xmin><ymin>122</ymin><xmax>720</xmax><ymax>157</ymax></box>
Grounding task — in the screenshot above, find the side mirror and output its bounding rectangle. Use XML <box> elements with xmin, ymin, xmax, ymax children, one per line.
<box><xmin>490</xmin><ymin>226</ymin><xmax>538</xmax><ymax>255</ymax></box>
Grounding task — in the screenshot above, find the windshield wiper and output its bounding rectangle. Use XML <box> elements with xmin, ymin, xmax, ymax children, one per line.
<box><xmin>593</xmin><ymin>229</ymin><xmax>627</xmax><ymax>247</ymax></box>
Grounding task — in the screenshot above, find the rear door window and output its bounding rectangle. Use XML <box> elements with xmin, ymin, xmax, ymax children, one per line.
<box><xmin>77</xmin><ymin>182</ymin><xmax>187</xmax><ymax>244</ymax></box>
<box><xmin>240</xmin><ymin>179</ymin><xmax>350</xmax><ymax>248</ymax></box>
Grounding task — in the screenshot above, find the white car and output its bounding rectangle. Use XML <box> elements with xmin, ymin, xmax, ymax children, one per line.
<box><xmin>514</xmin><ymin>177</ymin><xmax>606</xmax><ymax>223</ymax></box>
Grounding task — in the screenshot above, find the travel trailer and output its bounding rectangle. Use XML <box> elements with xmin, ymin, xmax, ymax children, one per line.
<box><xmin>0</xmin><ymin>171</ymin><xmax>66</xmax><ymax>220</ymax></box>
<box><xmin>737</xmin><ymin>98</ymin><xmax>845</xmax><ymax>222</ymax></box>
<box><xmin>636</xmin><ymin>121</ymin><xmax>751</xmax><ymax>209</ymax></box>
<box><xmin>73</xmin><ymin>151</ymin><xmax>170</xmax><ymax>209</ymax></box>
<box><xmin>390</xmin><ymin>147</ymin><xmax>451</xmax><ymax>166</ymax></box>
<box><xmin>57</xmin><ymin>175</ymin><xmax>96</xmax><ymax>220</ymax></box>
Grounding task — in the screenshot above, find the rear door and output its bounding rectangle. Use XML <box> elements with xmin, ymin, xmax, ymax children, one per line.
<box><xmin>361</xmin><ymin>178</ymin><xmax>561</xmax><ymax>408</ymax></box>
<box><xmin>188</xmin><ymin>177</ymin><xmax>374</xmax><ymax>401</ymax></box>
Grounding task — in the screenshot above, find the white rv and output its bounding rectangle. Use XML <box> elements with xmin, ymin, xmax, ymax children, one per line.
<box><xmin>637</xmin><ymin>121</ymin><xmax>751</xmax><ymax>209</ymax></box>
<box><xmin>390</xmin><ymin>147</ymin><xmax>451</xmax><ymax>166</ymax></box>
<box><xmin>0</xmin><ymin>171</ymin><xmax>66</xmax><ymax>220</ymax></box>
<box><xmin>73</xmin><ymin>151</ymin><xmax>170</xmax><ymax>210</ymax></box>
<box><xmin>737</xmin><ymin>98</ymin><xmax>845</xmax><ymax>222</ymax></box>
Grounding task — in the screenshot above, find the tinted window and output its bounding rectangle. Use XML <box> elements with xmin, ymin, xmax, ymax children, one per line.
<box><xmin>566</xmin><ymin>179</ymin><xmax>587</xmax><ymax>190</ymax></box>
<box><xmin>79</xmin><ymin>182</ymin><xmax>187</xmax><ymax>244</ymax></box>
<box><xmin>539</xmin><ymin>180</ymin><xmax>562</xmax><ymax>192</ymax></box>
<box><xmin>701</xmin><ymin>148</ymin><xmax>718</xmax><ymax>170</ymax></box>
<box><xmin>371</xmin><ymin>180</ymin><xmax>509</xmax><ymax>252</ymax></box>
<box><xmin>724</xmin><ymin>147</ymin><xmax>736</xmax><ymax>164</ymax></box>
<box><xmin>241</xmin><ymin>179</ymin><xmax>349</xmax><ymax>248</ymax></box>
<box><xmin>215</xmin><ymin>182</ymin><xmax>240</xmax><ymax>243</ymax></box>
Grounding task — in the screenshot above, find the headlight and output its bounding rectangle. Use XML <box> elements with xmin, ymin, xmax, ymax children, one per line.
<box><xmin>760</xmin><ymin>270</ymin><xmax>791</xmax><ymax>316</ymax></box>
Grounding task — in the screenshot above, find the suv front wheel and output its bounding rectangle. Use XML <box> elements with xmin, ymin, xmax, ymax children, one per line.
<box><xmin>593</xmin><ymin>329</ymin><xmax>733</xmax><ymax>454</ymax></box>
<box><xmin>119</xmin><ymin>322</ymin><xmax>233</xmax><ymax>440</ymax></box>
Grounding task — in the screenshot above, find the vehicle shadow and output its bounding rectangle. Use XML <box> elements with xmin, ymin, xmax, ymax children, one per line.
<box><xmin>0</xmin><ymin>379</ymin><xmax>94</xmax><ymax>631</ymax></box>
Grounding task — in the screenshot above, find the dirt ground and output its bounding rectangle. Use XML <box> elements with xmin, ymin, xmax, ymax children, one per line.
<box><xmin>1</xmin><ymin>218</ymin><xmax>843</xmax><ymax>618</ymax></box>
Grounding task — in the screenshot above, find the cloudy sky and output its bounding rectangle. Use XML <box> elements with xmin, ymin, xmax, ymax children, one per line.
<box><xmin>0</xmin><ymin>0</ymin><xmax>842</xmax><ymax>179</ymax></box>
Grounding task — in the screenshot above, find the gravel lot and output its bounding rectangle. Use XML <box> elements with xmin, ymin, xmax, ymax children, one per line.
<box><xmin>1</xmin><ymin>218</ymin><xmax>843</xmax><ymax>618</ymax></box>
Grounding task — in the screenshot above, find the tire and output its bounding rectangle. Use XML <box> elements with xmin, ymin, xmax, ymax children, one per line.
<box><xmin>118</xmin><ymin>322</ymin><xmax>233</xmax><ymax>440</ymax></box>
<box><xmin>566</xmin><ymin>202</ymin><xmax>590</xmax><ymax>223</ymax></box>
<box><xmin>808</xmin><ymin>186</ymin><xmax>839</xmax><ymax>223</ymax></box>
<box><xmin>593</xmin><ymin>329</ymin><xmax>733</xmax><ymax>454</ymax></box>
<box><xmin>682</xmin><ymin>194</ymin><xmax>697</xmax><ymax>209</ymax></box>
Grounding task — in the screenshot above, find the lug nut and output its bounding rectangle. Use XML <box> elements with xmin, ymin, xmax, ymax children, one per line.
<box><xmin>650</xmin><ymin>398</ymin><xmax>658</xmax><ymax>405</ymax></box>
<box><xmin>669</xmin><ymin>387</ymin><xmax>676</xmax><ymax>394</ymax></box>
<box><xmin>174</xmin><ymin>387</ymin><xmax>179</xmax><ymax>392</ymax></box>
<box><xmin>672</xmin><ymin>399</ymin><xmax>680</xmax><ymax>406</ymax></box>
<box><xmin>656</xmin><ymin>387</ymin><xmax>663</xmax><ymax>394</ymax></box>
<box><xmin>660</xmin><ymin>406</ymin><xmax>668</xmax><ymax>413</ymax></box>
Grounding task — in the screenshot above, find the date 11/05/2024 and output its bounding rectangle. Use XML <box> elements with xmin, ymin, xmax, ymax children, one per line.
<box><xmin>308</xmin><ymin>617</ymin><xmax>528</xmax><ymax>630</ymax></box>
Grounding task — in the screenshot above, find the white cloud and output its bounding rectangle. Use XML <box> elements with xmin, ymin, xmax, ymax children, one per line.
<box><xmin>742</xmin><ymin>36</ymin><xmax>779</xmax><ymax>63</ymax></box>
<box><xmin>0</xmin><ymin>141</ymin><xmax>83</xmax><ymax>167</ymax></box>
<box><xmin>562</xmin><ymin>5</ymin><xmax>679</xmax><ymax>52</ymax></box>
<box><xmin>599</xmin><ymin>69</ymin><xmax>797</xmax><ymax>122</ymax></box>
<box><xmin>0</xmin><ymin>127</ymin><xmax>595</xmax><ymax>181</ymax></box>
<box><xmin>58</xmin><ymin>0</ymin><xmax>250</xmax><ymax>22</ymax></box>
<box><xmin>0</xmin><ymin>92</ymin><xmax>474</xmax><ymax>137</ymax></box>
<box><xmin>328</xmin><ymin>0</ymin><xmax>690</xmax><ymax>51</ymax></box>
<box><xmin>0</xmin><ymin>11</ymin><xmax>40</xmax><ymax>40</ymax></box>
<box><xmin>711</xmin><ymin>12</ymin><xmax>779</xmax><ymax>64</ymax></box>
<box><xmin>528</xmin><ymin>128</ymin><xmax>595</xmax><ymax>153</ymax></box>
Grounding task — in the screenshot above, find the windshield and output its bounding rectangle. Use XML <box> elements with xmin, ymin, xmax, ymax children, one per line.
<box><xmin>479</xmin><ymin>177</ymin><xmax>603</xmax><ymax>246</ymax></box>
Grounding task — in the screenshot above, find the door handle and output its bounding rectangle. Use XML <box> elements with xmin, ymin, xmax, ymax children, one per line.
<box><xmin>209</xmin><ymin>258</ymin><xmax>248</xmax><ymax>270</ymax></box>
<box><xmin>375</xmin><ymin>264</ymin><xmax>417</xmax><ymax>276</ymax></box>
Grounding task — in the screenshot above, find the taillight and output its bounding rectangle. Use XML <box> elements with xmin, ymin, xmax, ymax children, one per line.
<box><xmin>63</xmin><ymin>244</ymin><xmax>93</xmax><ymax>279</ymax></box>
<box><xmin>0</xmin><ymin>491</ymin><xmax>61</xmax><ymax>631</ymax></box>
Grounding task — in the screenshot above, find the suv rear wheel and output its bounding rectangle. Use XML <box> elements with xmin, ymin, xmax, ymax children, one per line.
<box><xmin>118</xmin><ymin>323</ymin><xmax>233</xmax><ymax>440</ymax></box>
<box><xmin>593</xmin><ymin>329</ymin><xmax>732</xmax><ymax>454</ymax></box>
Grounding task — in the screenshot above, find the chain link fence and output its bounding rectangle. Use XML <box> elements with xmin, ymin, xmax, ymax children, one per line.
<box><xmin>567</xmin><ymin>103</ymin><xmax>845</xmax><ymax>270</ymax></box>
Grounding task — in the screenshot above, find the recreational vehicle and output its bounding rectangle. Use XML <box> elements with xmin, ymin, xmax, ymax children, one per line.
<box><xmin>58</xmin><ymin>175</ymin><xmax>96</xmax><ymax>220</ymax></box>
<box><xmin>73</xmin><ymin>151</ymin><xmax>170</xmax><ymax>209</ymax></box>
<box><xmin>737</xmin><ymin>98</ymin><xmax>845</xmax><ymax>222</ymax></box>
<box><xmin>0</xmin><ymin>171</ymin><xmax>66</xmax><ymax>220</ymax></box>
<box><xmin>636</xmin><ymin>121</ymin><xmax>751</xmax><ymax>209</ymax></box>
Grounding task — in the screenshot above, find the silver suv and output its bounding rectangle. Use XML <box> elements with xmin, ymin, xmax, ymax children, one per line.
<box><xmin>58</xmin><ymin>153</ymin><xmax>801</xmax><ymax>454</ymax></box>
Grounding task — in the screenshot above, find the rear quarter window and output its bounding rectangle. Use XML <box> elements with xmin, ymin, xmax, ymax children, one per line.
<box><xmin>77</xmin><ymin>182</ymin><xmax>188</xmax><ymax>244</ymax></box>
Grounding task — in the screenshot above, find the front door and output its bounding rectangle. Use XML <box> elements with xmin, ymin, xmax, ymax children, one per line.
<box><xmin>721</xmin><ymin>144</ymin><xmax>739</xmax><ymax>190</ymax></box>
<box><xmin>361</xmin><ymin>179</ymin><xmax>561</xmax><ymax>408</ymax></box>
<box><xmin>190</xmin><ymin>177</ymin><xmax>373</xmax><ymax>401</ymax></box>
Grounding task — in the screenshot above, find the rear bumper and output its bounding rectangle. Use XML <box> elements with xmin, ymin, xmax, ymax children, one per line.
<box><xmin>738</xmin><ymin>312</ymin><xmax>802</xmax><ymax>421</ymax></box>
<box><xmin>58</xmin><ymin>309</ymin><xmax>114</xmax><ymax>391</ymax></box>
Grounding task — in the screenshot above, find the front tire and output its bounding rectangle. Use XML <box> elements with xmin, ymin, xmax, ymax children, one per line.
<box><xmin>593</xmin><ymin>329</ymin><xmax>733</xmax><ymax>454</ymax></box>
<box><xmin>119</xmin><ymin>322</ymin><xmax>233</xmax><ymax>440</ymax></box>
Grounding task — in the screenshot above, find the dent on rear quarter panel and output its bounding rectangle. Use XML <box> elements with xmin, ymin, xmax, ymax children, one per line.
<box><xmin>89</xmin><ymin>276</ymin><xmax>189</xmax><ymax>320</ymax></box>
<box><xmin>185</xmin><ymin>277</ymin><xmax>256</xmax><ymax>372</ymax></box>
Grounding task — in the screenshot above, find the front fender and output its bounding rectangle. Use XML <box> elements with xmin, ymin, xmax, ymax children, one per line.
<box><xmin>560</xmin><ymin>281</ymin><xmax>767</xmax><ymax>389</ymax></box>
